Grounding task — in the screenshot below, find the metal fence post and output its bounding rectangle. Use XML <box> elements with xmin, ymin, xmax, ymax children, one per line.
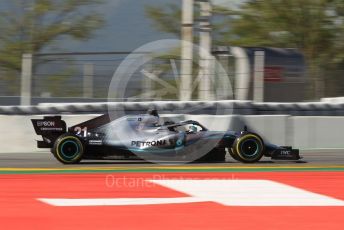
<box><xmin>83</xmin><ymin>63</ymin><xmax>94</xmax><ymax>98</ymax></box>
<box><xmin>142</xmin><ymin>62</ymin><xmax>153</xmax><ymax>99</ymax></box>
<box><xmin>180</xmin><ymin>0</ymin><xmax>194</xmax><ymax>101</ymax></box>
<box><xmin>253</xmin><ymin>51</ymin><xmax>265</xmax><ymax>102</ymax></box>
<box><xmin>20</xmin><ymin>53</ymin><xmax>33</xmax><ymax>106</ymax></box>
<box><xmin>230</xmin><ymin>47</ymin><xmax>250</xmax><ymax>100</ymax></box>
<box><xmin>198</xmin><ymin>0</ymin><xmax>214</xmax><ymax>100</ymax></box>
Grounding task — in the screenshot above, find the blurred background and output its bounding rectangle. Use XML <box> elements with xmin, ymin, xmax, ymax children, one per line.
<box><xmin>0</xmin><ymin>0</ymin><xmax>344</xmax><ymax>105</ymax></box>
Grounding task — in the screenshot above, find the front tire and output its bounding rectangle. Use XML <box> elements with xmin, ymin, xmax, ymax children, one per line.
<box><xmin>231</xmin><ymin>133</ymin><xmax>264</xmax><ymax>163</ymax></box>
<box><xmin>52</xmin><ymin>133</ymin><xmax>84</xmax><ymax>164</ymax></box>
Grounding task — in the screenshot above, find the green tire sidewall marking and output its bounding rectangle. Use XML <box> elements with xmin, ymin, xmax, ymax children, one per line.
<box><xmin>239</xmin><ymin>138</ymin><xmax>260</xmax><ymax>158</ymax></box>
<box><xmin>60</xmin><ymin>140</ymin><xmax>79</xmax><ymax>159</ymax></box>
<box><xmin>236</xmin><ymin>134</ymin><xmax>263</xmax><ymax>161</ymax></box>
<box><xmin>56</xmin><ymin>136</ymin><xmax>83</xmax><ymax>162</ymax></box>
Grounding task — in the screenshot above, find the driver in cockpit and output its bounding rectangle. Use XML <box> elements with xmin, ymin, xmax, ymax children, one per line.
<box><xmin>188</xmin><ymin>125</ymin><xmax>197</xmax><ymax>133</ymax></box>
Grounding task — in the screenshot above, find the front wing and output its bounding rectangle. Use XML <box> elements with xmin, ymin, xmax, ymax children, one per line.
<box><xmin>270</xmin><ymin>146</ymin><xmax>301</xmax><ymax>160</ymax></box>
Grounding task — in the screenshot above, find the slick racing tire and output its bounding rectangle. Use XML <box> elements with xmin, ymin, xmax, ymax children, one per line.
<box><xmin>52</xmin><ymin>133</ymin><xmax>84</xmax><ymax>164</ymax></box>
<box><xmin>231</xmin><ymin>133</ymin><xmax>264</xmax><ymax>163</ymax></box>
<box><xmin>228</xmin><ymin>149</ymin><xmax>241</xmax><ymax>162</ymax></box>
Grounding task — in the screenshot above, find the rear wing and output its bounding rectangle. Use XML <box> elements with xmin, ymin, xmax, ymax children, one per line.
<box><xmin>31</xmin><ymin>116</ymin><xmax>67</xmax><ymax>148</ymax></box>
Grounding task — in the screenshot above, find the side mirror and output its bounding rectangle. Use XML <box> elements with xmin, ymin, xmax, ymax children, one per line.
<box><xmin>240</xmin><ymin>125</ymin><xmax>248</xmax><ymax>134</ymax></box>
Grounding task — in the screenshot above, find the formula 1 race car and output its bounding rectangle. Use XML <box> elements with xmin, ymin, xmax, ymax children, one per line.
<box><xmin>32</xmin><ymin>110</ymin><xmax>301</xmax><ymax>164</ymax></box>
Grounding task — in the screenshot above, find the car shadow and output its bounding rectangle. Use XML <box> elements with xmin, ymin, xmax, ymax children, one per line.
<box><xmin>78</xmin><ymin>159</ymin><xmax>308</xmax><ymax>165</ymax></box>
<box><xmin>79</xmin><ymin>161</ymin><xmax>148</xmax><ymax>165</ymax></box>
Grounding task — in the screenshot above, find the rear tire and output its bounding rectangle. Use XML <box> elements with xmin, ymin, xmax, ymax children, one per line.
<box><xmin>52</xmin><ymin>133</ymin><xmax>84</xmax><ymax>164</ymax></box>
<box><xmin>231</xmin><ymin>133</ymin><xmax>264</xmax><ymax>163</ymax></box>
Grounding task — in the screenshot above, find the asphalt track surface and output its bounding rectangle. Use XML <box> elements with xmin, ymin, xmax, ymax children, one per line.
<box><xmin>1</xmin><ymin>150</ymin><xmax>344</xmax><ymax>169</ymax></box>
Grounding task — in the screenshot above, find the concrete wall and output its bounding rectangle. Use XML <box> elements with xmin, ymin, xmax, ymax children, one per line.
<box><xmin>1</xmin><ymin>114</ymin><xmax>344</xmax><ymax>153</ymax></box>
<box><xmin>292</xmin><ymin>117</ymin><xmax>344</xmax><ymax>149</ymax></box>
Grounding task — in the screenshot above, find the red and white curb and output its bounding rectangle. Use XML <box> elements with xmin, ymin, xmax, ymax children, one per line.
<box><xmin>2</xmin><ymin>172</ymin><xmax>344</xmax><ymax>230</ymax></box>
<box><xmin>38</xmin><ymin>179</ymin><xmax>344</xmax><ymax>207</ymax></box>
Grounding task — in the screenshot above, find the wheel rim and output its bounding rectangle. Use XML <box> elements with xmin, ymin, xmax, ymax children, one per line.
<box><xmin>60</xmin><ymin>140</ymin><xmax>80</xmax><ymax>159</ymax></box>
<box><xmin>240</xmin><ymin>139</ymin><xmax>260</xmax><ymax>158</ymax></box>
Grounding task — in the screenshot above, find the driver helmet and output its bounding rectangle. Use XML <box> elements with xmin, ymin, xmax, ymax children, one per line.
<box><xmin>147</xmin><ymin>109</ymin><xmax>159</xmax><ymax>118</ymax></box>
<box><xmin>189</xmin><ymin>125</ymin><xmax>197</xmax><ymax>133</ymax></box>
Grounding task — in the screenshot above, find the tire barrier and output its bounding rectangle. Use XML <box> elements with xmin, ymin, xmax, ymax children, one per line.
<box><xmin>1</xmin><ymin>100</ymin><xmax>344</xmax><ymax>115</ymax></box>
<box><xmin>255</xmin><ymin>102</ymin><xmax>344</xmax><ymax>116</ymax></box>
